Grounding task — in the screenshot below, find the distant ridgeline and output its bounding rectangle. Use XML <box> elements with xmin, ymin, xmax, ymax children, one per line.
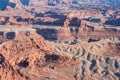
<box><xmin>0</xmin><ymin>0</ymin><xmax>120</xmax><ymax>10</ymax></box>
<box><xmin>0</xmin><ymin>0</ymin><xmax>29</xmax><ymax>10</ymax></box>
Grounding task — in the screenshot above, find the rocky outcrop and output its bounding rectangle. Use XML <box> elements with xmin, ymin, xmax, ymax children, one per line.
<box><xmin>0</xmin><ymin>0</ymin><xmax>120</xmax><ymax>80</ymax></box>
<box><xmin>57</xmin><ymin>28</ymin><xmax>75</xmax><ymax>42</ymax></box>
<box><xmin>0</xmin><ymin>29</ymin><xmax>119</xmax><ymax>80</ymax></box>
<box><xmin>64</xmin><ymin>19</ymin><xmax>70</xmax><ymax>27</ymax></box>
<box><xmin>47</xmin><ymin>35</ymin><xmax>120</xmax><ymax>80</ymax></box>
<box><xmin>0</xmin><ymin>31</ymin><xmax>80</xmax><ymax>80</ymax></box>
<box><xmin>67</xmin><ymin>10</ymin><xmax>102</xmax><ymax>19</ymax></box>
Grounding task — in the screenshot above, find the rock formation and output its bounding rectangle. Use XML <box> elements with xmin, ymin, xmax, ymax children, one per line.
<box><xmin>0</xmin><ymin>0</ymin><xmax>120</xmax><ymax>80</ymax></box>
<box><xmin>0</xmin><ymin>31</ymin><xmax>80</xmax><ymax>80</ymax></box>
<box><xmin>57</xmin><ymin>28</ymin><xmax>75</xmax><ymax>42</ymax></box>
<box><xmin>67</xmin><ymin>11</ymin><xmax>102</xmax><ymax>19</ymax></box>
<box><xmin>1</xmin><ymin>0</ymin><xmax>120</xmax><ymax>11</ymax></box>
<box><xmin>64</xmin><ymin>19</ymin><xmax>70</xmax><ymax>27</ymax></box>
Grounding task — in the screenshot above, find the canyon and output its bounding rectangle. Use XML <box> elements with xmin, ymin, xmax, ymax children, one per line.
<box><xmin>0</xmin><ymin>0</ymin><xmax>120</xmax><ymax>80</ymax></box>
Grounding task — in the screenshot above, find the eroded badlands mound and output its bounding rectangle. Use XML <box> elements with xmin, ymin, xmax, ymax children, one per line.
<box><xmin>0</xmin><ymin>28</ymin><xmax>119</xmax><ymax>80</ymax></box>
